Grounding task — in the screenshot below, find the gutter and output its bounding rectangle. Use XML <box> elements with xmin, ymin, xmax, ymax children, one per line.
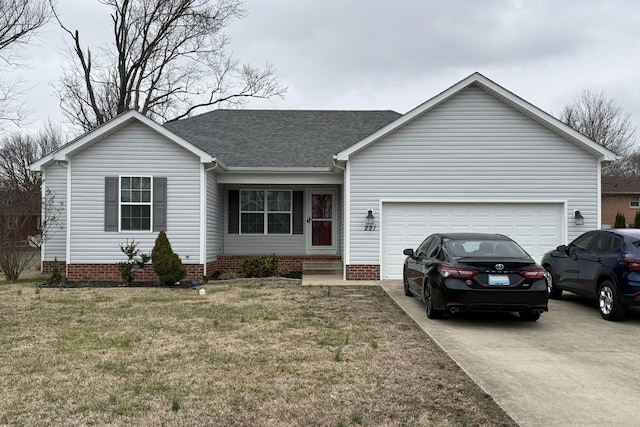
<box><xmin>204</xmin><ymin>158</ymin><xmax>228</xmax><ymax>172</ymax></box>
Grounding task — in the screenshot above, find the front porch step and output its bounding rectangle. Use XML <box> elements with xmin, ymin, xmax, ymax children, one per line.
<box><xmin>302</xmin><ymin>261</ymin><xmax>343</xmax><ymax>276</ymax></box>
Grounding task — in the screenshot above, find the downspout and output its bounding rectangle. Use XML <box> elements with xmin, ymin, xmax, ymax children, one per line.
<box><xmin>332</xmin><ymin>156</ymin><xmax>348</xmax><ymax>280</ymax></box>
<box><xmin>202</xmin><ymin>159</ymin><xmax>221</xmax><ymax>279</ymax></box>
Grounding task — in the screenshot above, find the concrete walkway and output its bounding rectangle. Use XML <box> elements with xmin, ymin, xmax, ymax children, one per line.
<box><xmin>379</xmin><ymin>279</ymin><xmax>640</xmax><ymax>427</ymax></box>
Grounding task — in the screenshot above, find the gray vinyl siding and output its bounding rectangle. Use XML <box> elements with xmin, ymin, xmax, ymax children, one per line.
<box><xmin>206</xmin><ymin>170</ymin><xmax>223</xmax><ymax>262</ymax></box>
<box><xmin>338</xmin><ymin>185</ymin><xmax>344</xmax><ymax>257</ymax></box>
<box><xmin>42</xmin><ymin>163</ymin><xmax>67</xmax><ymax>262</ymax></box>
<box><xmin>348</xmin><ymin>86</ymin><xmax>599</xmax><ymax>265</ymax></box>
<box><xmin>68</xmin><ymin>121</ymin><xmax>202</xmax><ymax>264</ymax></box>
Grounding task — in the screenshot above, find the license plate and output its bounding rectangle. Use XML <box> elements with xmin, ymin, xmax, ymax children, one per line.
<box><xmin>488</xmin><ymin>275</ymin><xmax>510</xmax><ymax>286</ymax></box>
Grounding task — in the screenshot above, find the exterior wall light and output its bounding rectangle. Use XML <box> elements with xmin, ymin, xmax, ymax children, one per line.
<box><xmin>574</xmin><ymin>210</ymin><xmax>584</xmax><ymax>226</ymax></box>
<box><xmin>365</xmin><ymin>209</ymin><xmax>376</xmax><ymax>231</ymax></box>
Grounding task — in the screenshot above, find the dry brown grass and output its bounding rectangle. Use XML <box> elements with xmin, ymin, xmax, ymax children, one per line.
<box><xmin>0</xmin><ymin>278</ymin><xmax>516</xmax><ymax>426</ymax></box>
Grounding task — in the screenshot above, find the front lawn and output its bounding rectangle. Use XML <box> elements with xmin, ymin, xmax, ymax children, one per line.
<box><xmin>0</xmin><ymin>279</ymin><xmax>515</xmax><ymax>426</ymax></box>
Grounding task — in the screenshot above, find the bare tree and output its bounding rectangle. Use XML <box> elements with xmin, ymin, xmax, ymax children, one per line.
<box><xmin>0</xmin><ymin>0</ymin><xmax>52</xmax><ymax>126</ymax></box>
<box><xmin>0</xmin><ymin>188</ymin><xmax>59</xmax><ymax>282</ymax></box>
<box><xmin>0</xmin><ymin>120</ymin><xmax>63</xmax><ymax>191</ymax></box>
<box><xmin>0</xmin><ymin>123</ymin><xmax>63</xmax><ymax>282</ymax></box>
<box><xmin>559</xmin><ymin>90</ymin><xmax>637</xmax><ymax>175</ymax></box>
<box><xmin>53</xmin><ymin>0</ymin><xmax>286</xmax><ymax>132</ymax></box>
<box><xmin>617</xmin><ymin>151</ymin><xmax>640</xmax><ymax>177</ymax></box>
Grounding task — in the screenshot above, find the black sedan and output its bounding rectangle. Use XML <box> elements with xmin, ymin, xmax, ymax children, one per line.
<box><xmin>403</xmin><ymin>233</ymin><xmax>548</xmax><ymax>321</ymax></box>
<box><xmin>541</xmin><ymin>229</ymin><xmax>640</xmax><ymax>321</ymax></box>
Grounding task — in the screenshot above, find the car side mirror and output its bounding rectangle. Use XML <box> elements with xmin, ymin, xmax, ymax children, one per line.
<box><xmin>403</xmin><ymin>248</ymin><xmax>415</xmax><ymax>257</ymax></box>
<box><xmin>556</xmin><ymin>244</ymin><xmax>567</xmax><ymax>253</ymax></box>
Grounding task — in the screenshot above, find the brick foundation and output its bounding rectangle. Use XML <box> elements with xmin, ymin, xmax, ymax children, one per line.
<box><xmin>44</xmin><ymin>261</ymin><xmax>203</xmax><ymax>283</ymax></box>
<box><xmin>345</xmin><ymin>264</ymin><xmax>380</xmax><ymax>280</ymax></box>
<box><xmin>43</xmin><ymin>255</ymin><xmax>344</xmax><ymax>282</ymax></box>
<box><xmin>43</xmin><ymin>260</ymin><xmax>66</xmax><ymax>275</ymax></box>
<box><xmin>208</xmin><ymin>255</ymin><xmax>342</xmax><ymax>276</ymax></box>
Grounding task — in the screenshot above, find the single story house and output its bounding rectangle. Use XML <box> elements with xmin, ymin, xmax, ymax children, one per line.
<box><xmin>30</xmin><ymin>73</ymin><xmax>616</xmax><ymax>282</ymax></box>
<box><xmin>601</xmin><ymin>176</ymin><xmax>640</xmax><ymax>228</ymax></box>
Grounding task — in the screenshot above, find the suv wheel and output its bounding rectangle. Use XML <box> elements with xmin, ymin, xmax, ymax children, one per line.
<box><xmin>598</xmin><ymin>280</ymin><xmax>626</xmax><ymax>321</ymax></box>
<box><xmin>544</xmin><ymin>265</ymin><xmax>562</xmax><ymax>299</ymax></box>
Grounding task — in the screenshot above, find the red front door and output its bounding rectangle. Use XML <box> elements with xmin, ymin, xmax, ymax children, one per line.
<box><xmin>311</xmin><ymin>193</ymin><xmax>333</xmax><ymax>247</ymax></box>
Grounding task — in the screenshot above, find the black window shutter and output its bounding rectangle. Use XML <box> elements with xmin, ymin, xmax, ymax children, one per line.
<box><xmin>153</xmin><ymin>177</ymin><xmax>167</xmax><ymax>232</ymax></box>
<box><xmin>228</xmin><ymin>190</ymin><xmax>239</xmax><ymax>234</ymax></box>
<box><xmin>105</xmin><ymin>177</ymin><xmax>119</xmax><ymax>231</ymax></box>
<box><xmin>292</xmin><ymin>191</ymin><xmax>303</xmax><ymax>234</ymax></box>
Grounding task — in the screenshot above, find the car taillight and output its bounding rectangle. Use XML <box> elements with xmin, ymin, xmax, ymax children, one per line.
<box><xmin>622</xmin><ymin>258</ymin><xmax>640</xmax><ymax>271</ymax></box>
<box><xmin>520</xmin><ymin>268</ymin><xmax>546</xmax><ymax>279</ymax></box>
<box><xmin>438</xmin><ymin>266</ymin><xmax>477</xmax><ymax>278</ymax></box>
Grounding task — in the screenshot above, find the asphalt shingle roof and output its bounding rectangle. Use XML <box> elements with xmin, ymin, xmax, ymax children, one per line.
<box><xmin>602</xmin><ymin>176</ymin><xmax>640</xmax><ymax>194</ymax></box>
<box><xmin>163</xmin><ymin>110</ymin><xmax>402</xmax><ymax>168</ymax></box>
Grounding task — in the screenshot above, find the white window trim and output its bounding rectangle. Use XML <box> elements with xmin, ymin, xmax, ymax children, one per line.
<box><xmin>119</xmin><ymin>175</ymin><xmax>154</xmax><ymax>232</ymax></box>
<box><xmin>630</xmin><ymin>195</ymin><xmax>640</xmax><ymax>208</ymax></box>
<box><xmin>239</xmin><ymin>189</ymin><xmax>293</xmax><ymax>235</ymax></box>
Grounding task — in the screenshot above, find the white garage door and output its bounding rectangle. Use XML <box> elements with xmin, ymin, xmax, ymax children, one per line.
<box><xmin>381</xmin><ymin>202</ymin><xmax>564</xmax><ymax>279</ymax></box>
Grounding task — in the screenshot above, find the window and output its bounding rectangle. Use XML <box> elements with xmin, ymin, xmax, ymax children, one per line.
<box><xmin>105</xmin><ymin>176</ymin><xmax>166</xmax><ymax>232</ymax></box>
<box><xmin>416</xmin><ymin>237</ymin><xmax>433</xmax><ymax>257</ymax></box>
<box><xmin>121</xmin><ymin>177</ymin><xmax>152</xmax><ymax>230</ymax></box>
<box><xmin>240</xmin><ymin>190</ymin><xmax>292</xmax><ymax>234</ymax></box>
<box><xmin>568</xmin><ymin>232</ymin><xmax>596</xmax><ymax>254</ymax></box>
<box><xmin>631</xmin><ymin>196</ymin><xmax>640</xmax><ymax>208</ymax></box>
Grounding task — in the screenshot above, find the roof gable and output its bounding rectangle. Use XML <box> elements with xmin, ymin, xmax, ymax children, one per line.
<box><xmin>30</xmin><ymin>110</ymin><xmax>215</xmax><ymax>171</ymax></box>
<box><xmin>163</xmin><ymin>110</ymin><xmax>401</xmax><ymax>168</ymax></box>
<box><xmin>336</xmin><ymin>72</ymin><xmax>617</xmax><ymax>162</ymax></box>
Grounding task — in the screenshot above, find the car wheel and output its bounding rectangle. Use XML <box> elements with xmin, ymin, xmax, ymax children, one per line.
<box><xmin>403</xmin><ymin>270</ymin><xmax>413</xmax><ymax>297</ymax></box>
<box><xmin>519</xmin><ymin>311</ymin><xmax>540</xmax><ymax>321</ymax></box>
<box><xmin>598</xmin><ymin>280</ymin><xmax>626</xmax><ymax>321</ymax></box>
<box><xmin>544</xmin><ymin>265</ymin><xmax>562</xmax><ymax>299</ymax></box>
<box><xmin>424</xmin><ymin>283</ymin><xmax>444</xmax><ymax>319</ymax></box>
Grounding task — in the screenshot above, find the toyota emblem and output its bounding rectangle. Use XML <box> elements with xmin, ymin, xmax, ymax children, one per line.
<box><xmin>495</xmin><ymin>264</ymin><xmax>505</xmax><ymax>271</ymax></box>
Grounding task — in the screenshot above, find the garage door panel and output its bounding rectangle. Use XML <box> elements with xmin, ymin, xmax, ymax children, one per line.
<box><xmin>381</xmin><ymin>202</ymin><xmax>563</xmax><ymax>279</ymax></box>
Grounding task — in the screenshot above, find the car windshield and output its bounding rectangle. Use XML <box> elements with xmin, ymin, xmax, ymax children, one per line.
<box><xmin>445</xmin><ymin>239</ymin><xmax>530</xmax><ymax>258</ymax></box>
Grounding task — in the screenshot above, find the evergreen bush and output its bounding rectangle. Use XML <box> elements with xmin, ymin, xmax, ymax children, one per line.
<box><xmin>151</xmin><ymin>231</ymin><xmax>186</xmax><ymax>285</ymax></box>
<box><xmin>634</xmin><ymin>211</ymin><xmax>640</xmax><ymax>228</ymax></box>
<box><xmin>242</xmin><ymin>254</ymin><xmax>278</xmax><ymax>278</ymax></box>
<box><xmin>614</xmin><ymin>212</ymin><xmax>627</xmax><ymax>228</ymax></box>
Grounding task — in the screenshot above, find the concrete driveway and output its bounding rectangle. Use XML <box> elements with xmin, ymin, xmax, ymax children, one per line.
<box><xmin>379</xmin><ymin>280</ymin><xmax>640</xmax><ymax>427</ymax></box>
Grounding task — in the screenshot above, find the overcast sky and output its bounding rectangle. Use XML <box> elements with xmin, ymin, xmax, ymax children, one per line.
<box><xmin>5</xmin><ymin>0</ymin><xmax>640</xmax><ymax>139</ymax></box>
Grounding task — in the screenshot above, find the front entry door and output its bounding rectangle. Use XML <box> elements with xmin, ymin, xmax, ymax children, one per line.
<box><xmin>307</xmin><ymin>191</ymin><xmax>336</xmax><ymax>252</ymax></box>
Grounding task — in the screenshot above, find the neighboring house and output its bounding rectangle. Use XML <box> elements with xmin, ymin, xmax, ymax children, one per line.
<box><xmin>601</xmin><ymin>176</ymin><xmax>640</xmax><ymax>228</ymax></box>
<box><xmin>0</xmin><ymin>187</ymin><xmax>41</xmax><ymax>246</ymax></box>
<box><xmin>30</xmin><ymin>73</ymin><xmax>616</xmax><ymax>282</ymax></box>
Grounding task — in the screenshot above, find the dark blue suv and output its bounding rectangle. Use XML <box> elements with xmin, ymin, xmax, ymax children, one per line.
<box><xmin>541</xmin><ymin>229</ymin><xmax>640</xmax><ymax>321</ymax></box>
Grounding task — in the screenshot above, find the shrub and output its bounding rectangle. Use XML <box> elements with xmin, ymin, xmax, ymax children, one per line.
<box><xmin>47</xmin><ymin>257</ymin><xmax>64</xmax><ymax>285</ymax></box>
<box><xmin>241</xmin><ymin>254</ymin><xmax>278</xmax><ymax>278</ymax></box>
<box><xmin>151</xmin><ymin>231</ymin><xmax>186</xmax><ymax>285</ymax></box>
<box><xmin>614</xmin><ymin>212</ymin><xmax>627</xmax><ymax>228</ymax></box>
<box><xmin>634</xmin><ymin>211</ymin><xmax>640</xmax><ymax>228</ymax></box>
<box><xmin>117</xmin><ymin>240</ymin><xmax>150</xmax><ymax>285</ymax></box>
